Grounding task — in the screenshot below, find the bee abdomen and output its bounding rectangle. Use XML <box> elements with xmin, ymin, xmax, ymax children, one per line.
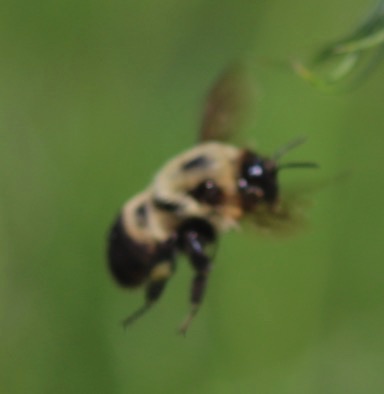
<box><xmin>107</xmin><ymin>216</ymin><xmax>151</xmax><ymax>287</ymax></box>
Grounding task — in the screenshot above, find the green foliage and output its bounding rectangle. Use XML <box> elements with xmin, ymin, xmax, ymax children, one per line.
<box><xmin>295</xmin><ymin>0</ymin><xmax>384</xmax><ymax>91</ymax></box>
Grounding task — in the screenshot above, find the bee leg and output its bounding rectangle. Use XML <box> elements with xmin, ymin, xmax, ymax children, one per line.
<box><xmin>179</xmin><ymin>269</ymin><xmax>211</xmax><ymax>335</ymax></box>
<box><xmin>121</xmin><ymin>303</ymin><xmax>152</xmax><ymax>328</ymax></box>
<box><xmin>178</xmin><ymin>232</ymin><xmax>212</xmax><ymax>335</ymax></box>
<box><xmin>122</xmin><ymin>261</ymin><xmax>173</xmax><ymax>329</ymax></box>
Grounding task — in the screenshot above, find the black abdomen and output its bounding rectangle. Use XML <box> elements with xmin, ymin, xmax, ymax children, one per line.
<box><xmin>107</xmin><ymin>216</ymin><xmax>151</xmax><ymax>287</ymax></box>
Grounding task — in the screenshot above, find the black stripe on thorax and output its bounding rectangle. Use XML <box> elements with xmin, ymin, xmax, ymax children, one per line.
<box><xmin>153</xmin><ymin>198</ymin><xmax>180</xmax><ymax>212</ymax></box>
<box><xmin>181</xmin><ymin>155</ymin><xmax>210</xmax><ymax>171</ymax></box>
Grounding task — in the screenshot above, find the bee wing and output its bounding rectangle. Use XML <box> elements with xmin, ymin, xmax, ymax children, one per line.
<box><xmin>198</xmin><ymin>63</ymin><xmax>258</xmax><ymax>143</ymax></box>
<box><xmin>246</xmin><ymin>171</ymin><xmax>349</xmax><ymax>237</ymax></box>
<box><xmin>241</xmin><ymin>188</ymin><xmax>311</xmax><ymax>239</ymax></box>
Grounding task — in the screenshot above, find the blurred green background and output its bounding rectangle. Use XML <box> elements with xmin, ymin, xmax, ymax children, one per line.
<box><xmin>1</xmin><ymin>1</ymin><xmax>383</xmax><ymax>393</ymax></box>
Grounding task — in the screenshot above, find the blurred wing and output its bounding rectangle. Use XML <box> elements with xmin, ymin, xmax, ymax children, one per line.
<box><xmin>199</xmin><ymin>63</ymin><xmax>258</xmax><ymax>143</ymax></box>
<box><xmin>246</xmin><ymin>171</ymin><xmax>350</xmax><ymax>238</ymax></box>
<box><xmin>245</xmin><ymin>189</ymin><xmax>312</xmax><ymax>238</ymax></box>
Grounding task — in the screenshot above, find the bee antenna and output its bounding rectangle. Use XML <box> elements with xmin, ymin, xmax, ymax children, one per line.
<box><xmin>273</xmin><ymin>136</ymin><xmax>308</xmax><ymax>160</ymax></box>
<box><xmin>278</xmin><ymin>162</ymin><xmax>319</xmax><ymax>170</ymax></box>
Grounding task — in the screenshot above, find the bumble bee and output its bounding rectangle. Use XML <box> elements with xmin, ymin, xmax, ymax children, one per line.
<box><xmin>107</xmin><ymin>64</ymin><xmax>317</xmax><ymax>334</ymax></box>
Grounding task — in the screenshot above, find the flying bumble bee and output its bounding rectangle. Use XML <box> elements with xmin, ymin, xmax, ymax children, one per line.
<box><xmin>107</xmin><ymin>64</ymin><xmax>317</xmax><ymax>334</ymax></box>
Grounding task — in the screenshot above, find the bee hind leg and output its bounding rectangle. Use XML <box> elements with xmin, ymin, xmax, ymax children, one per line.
<box><xmin>122</xmin><ymin>303</ymin><xmax>152</xmax><ymax>328</ymax></box>
<box><xmin>122</xmin><ymin>261</ymin><xmax>173</xmax><ymax>329</ymax></box>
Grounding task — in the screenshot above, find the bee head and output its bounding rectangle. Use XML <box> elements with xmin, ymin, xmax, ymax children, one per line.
<box><xmin>238</xmin><ymin>138</ymin><xmax>319</xmax><ymax>211</ymax></box>
<box><xmin>238</xmin><ymin>151</ymin><xmax>279</xmax><ymax>209</ymax></box>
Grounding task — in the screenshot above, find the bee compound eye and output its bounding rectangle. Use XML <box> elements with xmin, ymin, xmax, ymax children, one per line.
<box><xmin>189</xmin><ymin>179</ymin><xmax>224</xmax><ymax>206</ymax></box>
